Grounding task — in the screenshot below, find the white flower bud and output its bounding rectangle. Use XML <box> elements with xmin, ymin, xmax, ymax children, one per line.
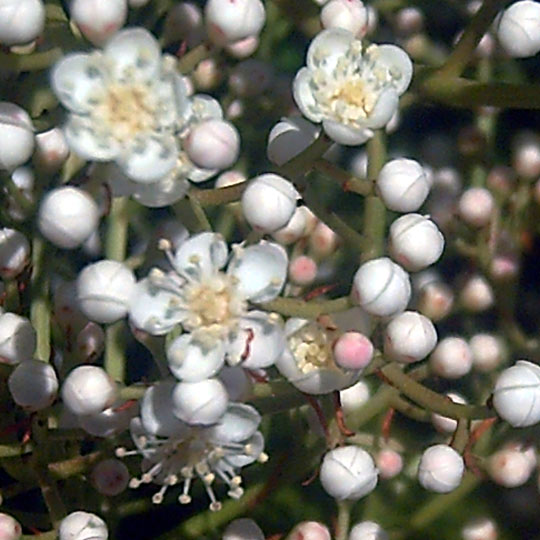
<box><xmin>429</xmin><ymin>337</ymin><xmax>473</xmax><ymax>379</ymax></box>
<box><xmin>0</xmin><ymin>228</ymin><xmax>30</xmax><ymax>279</ymax></box>
<box><xmin>205</xmin><ymin>0</ymin><xmax>265</xmax><ymax>45</ymax></box>
<box><xmin>225</xmin><ymin>35</ymin><xmax>260</xmax><ymax>59</ymax></box>
<box><xmin>418</xmin><ymin>444</ymin><xmax>464</xmax><ymax>493</ymax></box>
<box><xmin>215</xmin><ymin>169</ymin><xmax>246</xmax><ymax>189</ymax></box>
<box><xmin>78</xmin><ymin>406</ymin><xmax>133</xmax><ymax>437</ymax></box>
<box><xmin>35</xmin><ymin>128</ymin><xmax>69</xmax><ymax>172</ymax></box>
<box><xmin>352</xmin><ymin>257</ymin><xmax>411</xmax><ymax>318</ymax></box>
<box><xmin>76</xmin><ymin>322</ymin><xmax>105</xmax><ymax>361</ymax></box>
<box><xmin>38</xmin><ymin>187</ymin><xmax>100</xmax><ymax>249</ymax></box>
<box><xmin>172</xmin><ymin>378</ymin><xmax>228</xmax><ymax>426</ymax></box>
<box><xmin>389</xmin><ymin>214</ymin><xmax>444</xmax><ymax>272</ymax></box>
<box><xmin>349</xmin><ymin>521</ymin><xmax>389</xmax><ymax>540</ymax></box>
<box><xmin>340</xmin><ymin>380</ymin><xmax>370</xmax><ymax>415</ymax></box>
<box><xmin>497</xmin><ymin>1</ymin><xmax>540</xmax><ymax>58</ymax></box>
<box><xmin>223</xmin><ymin>518</ymin><xmax>264</xmax><ymax>540</ymax></box>
<box><xmin>0</xmin><ymin>312</ymin><xmax>36</xmax><ymax>365</ymax></box>
<box><xmin>59</xmin><ymin>511</ymin><xmax>108</xmax><ymax>540</ymax></box>
<box><xmin>431</xmin><ymin>392</ymin><xmax>467</xmax><ymax>434</ymax></box>
<box><xmin>321</xmin><ymin>0</ymin><xmax>368</xmax><ymax>37</ymax></box>
<box><xmin>461</xmin><ymin>518</ymin><xmax>498</xmax><ymax>540</ymax></box>
<box><xmin>384</xmin><ymin>311</ymin><xmax>437</xmax><ymax>364</ymax></box>
<box><xmin>62</xmin><ymin>365</ymin><xmax>117</xmax><ymax>416</ymax></box>
<box><xmin>70</xmin><ymin>0</ymin><xmax>127</xmax><ymax>46</ymax></box>
<box><xmin>375</xmin><ymin>449</ymin><xmax>403</xmax><ymax>480</ymax></box>
<box><xmin>229</xmin><ymin>59</ymin><xmax>273</xmax><ymax>96</ymax></box>
<box><xmin>320</xmin><ymin>445</ymin><xmax>378</xmax><ymax>500</ymax></box>
<box><xmin>288</xmin><ymin>255</ymin><xmax>318</xmax><ymax>286</ymax></box>
<box><xmin>76</xmin><ymin>260</ymin><xmax>136</xmax><ymax>324</ymax></box>
<box><xmin>309</xmin><ymin>221</ymin><xmax>339</xmax><ymax>258</ymax></box>
<box><xmin>394</xmin><ymin>7</ymin><xmax>424</xmax><ymax>36</ymax></box>
<box><xmin>417</xmin><ymin>281</ymin><xmax>454</xmax><ymax>322</ymax></box>
<box><xmin>376</xmin><ymin>159</ymin><xmax>431</xmax><ymax>213</ymax></box>
<box><xmin>267</xmin><ymin>117</ymin><xmax>319</xmax><ymax>166</ymax></box>
<box><xmin>8</xmin><ymin>166</ymin><xmax>35</xmax><ymax>220</ymax></box>
<box><xmin>469</xmin><ymin>333</ymin><xmax>505</xmax><ymax>373</ymax></box>
<box><xmin>488</xmin><ymin>447</ymin><xmax>534</xmax><ymax>487</ymax></box>
<box><xmin>512</xmin><ymin>130</ymin><xmax>540</xmax><ymax>178</ymax></box>
<box><xmin>184</xmin><ymin>119</ymin><xmax>240</xmax><ymax>170</ymax></box>
<box><xmin>458</xmin><ymin>187</ymin><xmax>494</xmax><ymax>228</ymax></box>
<box><xmin>459</xmin><ymin>274</ymin><xmax>494</xmax><ymax>312</ymax></box>
<box><xmin>8</xmin><ymin>359</ymin><xmax>58</xmax><ymax>411</ymax></box>
<box><xmin>164</xmin><ymin>2</ymin><xmax>203</xmax><ymax>46</ymax></box>
<box><xmin>91</xmin><ymin>459</ymin><xmax>130</xmax><ymax>496</ymax></box>
<box><xmin>286</xmin><ymin>521</ymin><xmax>331</xmax><ymax>540</ymax></box>
<box><xmin>0</xmin><ymin>0</ymin><xmax>45</xmax><ymax>46</ymax></box>
<box><xmin>0</xmin><ymin>102</ymin><xmax>34</xmax><ymax>171</ymax></box>
<box><xmin>493</xmin><ymin>360</ymin><xmax>540</xmax><ymax>427</ymax></box>
<box><xmin>242</xmin><ymin>173</ymin><xmax>297</xmax><ymax>233</ymax></box>
<box><xmin>0</xmin><ymin>513</ymin><xmax>22</xmax><ymax>540</ymax></box>
<box><xmin>272</xmin><ymin>206</ymin><xmax>312</xmax><ymax>245</ymax></box>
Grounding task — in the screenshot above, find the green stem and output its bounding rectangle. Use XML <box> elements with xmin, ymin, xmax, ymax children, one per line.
<box><xmin>104</xmin><ymin>321</ymin><xmax>126</xmax><ymax>382</ymax></box>
<box><xmin>389</xmin><ymin>394</ymin><xmax>431</xmax><ymax>422</ymax></box>
<box><xmin>313</xmin><ymin>159</ymin><xmax>373</xmax><ymax>195</ymax></box>
<box><xmin>335</xmin><ymin>499</ymin><xmax>352</xmax><ymax>540</ymax></box>
<box><xmin>189</xmin><ymin>182</ymin><xmax>247</xmax><ymax>207</ymax></box>
<box><xmin>22</xmin><ymin>530</ymin><xmax>57</xmax><ymax>540</ymax></box>
<box><xmin>0</xmin><ymin>444</ymin><xmax>30</xmax><ymax>458</ymax></box>
<box><xmin>48</xmin><ymin>451</ymin><xmax>102</xmax><ymax>480</ymax></box>
<box><xmin>451</xmin><ymin>418</ymin><xmax>470</xmax><ymax>453</ymax></box>
<box><xmin>30</xmin><ymin>237</ymin><xmax>51</xmax><ymax>362</ymax></box>
<box><xmin>261</xmin><ymin>295</ymin><xmax>352</xmax><ymax>318</ymax></box>
<box><xmin>0</xmin><ymin>47</ymin><xmax>63</xmax><ymax>72</ymax></box>
<box><xmin>174</xmin><ymin>195</ymin><xmax>212</xmax><ymax>233</ymax></box>
<box><xmin>177</xmin><ymin>43</ymin><xmax>214</xmax><ymax>74</ymax></box>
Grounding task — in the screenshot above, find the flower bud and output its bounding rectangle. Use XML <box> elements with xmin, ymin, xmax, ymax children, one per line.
<box><xmin>459</xmin><ymin>274</ymin><xmax>494</xmax><ymax>312</ymax></box>
<box><xmin>76</xmin><ymin>260</ymin><xmax>136</xmax><ymax>324</ymax></box>
<box><xmin>320</xmin><ymin>445</ymin><xmax>378</xmax><ymax>500</ymax></box>
<box><xmin>376</xmin><ymin>159</ymin><xmax>431</xmax><ymax>213</ymax></box>
<box><xmin>184</xmin><ymin>119</ymin><xmax>240</xmax><ymax>170</ymax></box>
<box><xmin>79</xmin><ymin>405</ymin><xmax>134</xmax><ymax>437</ymax></box>
<box><xmin>70</xmin><ymin>0</ymin><xmax>127</xmax><ymax>46</ymax></box>
<box><xmin>272</xmin><ymin>206</ymin><xmax>312</xmax><ymax>245</ymax></box>
<box><xmin>172</xmin><ymin>378</ymin><xmax>228</xmax><ymax>425</ymax></box>
<box><xmin>225</xmin><ymin>35</ymin><xmax>260</xmax><ymax>59</ymax></box>
<box><xmin>288</xmin><ymin>255</ymin><xmax>318</xmax><ymax>286</ymax></box>
<box><xmin>267</xmin><ymin>117</ymin><xmax>319</xmax><ymax>166</ymax></box>
<box><xmin>496</xmin><ymin>1</ymin><xmax>540</xmax><ymax>58</ymax></box>
<box><xmin>309</xmin><ymin>221</ymin><xmax>339</xmax><ymax>258</ymax></box>
<box><xmin>38</xmin><ymin>187</ymin><xmax>99</xmax><ymax>249</ymax></box>
<box><xmin>192</xmin><ymin>58</ymin><xmax>223</xmax><ymax>90</ymax></box>
<box><xmin>286</xmin><ymin>521</ymin><xmax>331</xmax><ymax>540</ymax></box>
<box><xmin>229</xmin><ymin>59</ymin><xmax>273</xmax><ymax>96</ymax></box>
<box><xmin>0</xmin><ymin>102</ymin><xmax>34</xmax><ymax>171</ymax></box>
<box><xmin>8</xmin><ymin>359</ymin><xmax>58</xmax><ymax>411</ymax></box>
<box><xmin>512</xmin><ymin>130</ymin><xmax>540</xmax><ymax>179</ymax></box>
<box><xmin>384</xmin><ymin>311</ymin><xmax>437</xmax><ymax>364</ymax></box>
<box><xmin>493</xmin><ymin>360</ymin><xmax>540</xmax><ymax>427</ymax></box>
<box><xmin>321</xmin><ymin>0</ymin><xmax>369</xmax><ymax>37</ymax></box>
<box><xmin>91</xmin><ymin>459</ymin><xmax>130</xmax><ymax>496</ymax></box>
<box><xmin>340</xmin><ymin>380</ymin><xmax>370</xmax><ymax>415</ymax></box>
<box><xmin>76</xmin><ymin>322</ymin><xmax>105</xmax><ymax>361</ymax></box>
<box><xmin>417</xmin><ymin>281</ymin><xmax>454</xmax><ymax>322</ymax></box>
<box><xmin>205</xmin><ymin>0</ymin><xmax>265</xmax><ymax>45</ymax></box>
<box><xmin>418</xmin><ymin>444</ymin><xmax>464</xmax><ymax>493</ymax></box>
<box><xmin>333</xmin><ymin>332</ymin><xmax>373</xmax><ymax>371</ymax></box>
<box><xmin>62</xmin><ymin>365</ymin><xmax>117</xmax><ymax>416</ymax></box>
<box><xmin>0</xmin><ymin>0</ymin><xmax>45</xmax><ymax>46</ymax></box>
<box><xmin>242</xmin><ymin>173</ymin><xmax>297</xmax><ymax>233</ymax></box>
<box><xmin>7</xmin><ymin>166</ymin><xmax>35</xmax><ymax>221</ymax></box>
<box><xmin>352</xmin><ymin>257</ymin><xmax>411</xmax><ymax>318</ymax></box>
<box><xmin>375</xmin><ymin>449</ymin><xmax>403</xmax><ymax>480</ymax></box>
<box><xmin>223</xmin><ymin>518</ymin><xmax>264</xmax><ymax>540</ymax></box>
<box><xmin>429</xmin><ymin>337</ymin><xmax>473</xmax><ymax>379</ymax></box>
<box><xmin>431</xmin><ymin>392</ymin><xmax>467</xmax><ymax>434</ymax></box>
<box><xmin>59</xmin><ymin>511</ymin><xmax>108</xmax><ymax>540</ymax></box>
<box><xmin>164</xmin><ymin>2</ymin><xmax>203</xmax><ymax>47</ymax></box>
<box><xmin>34</xmin><ymin>127</ymin><xmax>69</xmax><ymax>172</ymax></box>
<box><xmin>461</xmin><ymin>517</ymin><xmax>498</xmax><ymax>540</ymax></box>
<box><xmin>0</xmin><ymin>312</ymin><xmax>36</xmax><ymax>365</ymax></box>
<box><xmin>388</xmin><ymin>214</ymin><xmax>444</xmax><ymax>271</ymax></box>
<box><xmin>458</xmin><ymin>187</ymin><xmax>494</xmax><ymax>228</ymax></box>
<box><xmin>488</xmin><ymin>447</ymin><xmax>534</xmax><ymax>487</ymax></box>
<box><xmin>394</xmin><ymin>7</ymin><xmax>424</xmax><ymax>36</ymax></box>
<box><xmin>349</xmin><ymin>521</ymin><xmax>389</xmax><ymax>540</ymax></box>
<box><xmin>0</xmin><ymin>228</ymin><xmax>30</xmax><ymax>279</ymax></box>
<box><xmin>0</xmin><ymin>513</ymin><xmax>22</xmax><ymax>540</ymax></box>
<box><xmin>469</xmin><ymin>333</ymin><xmax>505</xmax><ymax>373</ymax></box>
<box><xmin>215</xmin><ymin>169</ymin><xmax>247</xmax><ymax>188</ymax></box>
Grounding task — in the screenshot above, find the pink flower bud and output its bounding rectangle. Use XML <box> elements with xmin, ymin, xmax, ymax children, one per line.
<box><xmin>375</xmin><ymin>449</ymin><xmax>403</xmax><ymax>479</ymax></box>
<box><xmin>459</xmin><ymin>274</ymin><xmax>494</xmax><ymax>312</ymax></box>
<box><xmin>462</xmin><ymin>518</ymin><xmax>498</xmax><ymax>540</ymax></box>
<box><xmin>286</xmin><ymin>521</ymin><xmax>331</xmax><ymax>540</ymax></box>
<box><xmin>488</xmin><ymin>447</ymin><xmax>534</xmax><ymax>487</ymax></box>
<box><xmin>417</xmin><ymin>281</ymin><xmax>454</xmax><ymax>322</ymax></box>
<box><xmin>70</xmin><ymin>0</ymin><xmax>127</xmax><ymax>46</ymax></box>
<box><xmin>288</xmin><ymin>255</ymin><xmax>317</xmax><ymax>286</ymax></box>
<box><xmin>193</xmin><ymin>58</ymin><xmax>223</xmax><ymax>90</ymax></box>
<box><xmin>309</xmin><ymin>221</ymin><xmax>339</xmax><ymax>258</ymax></box>
<box><xmin>35</xmin><ymin>128</ymin><xmax>69</xmax><ymax>172</ymax></box>
<box><xmin>458</xmin><ymin>187</ymin><xmax>494</xmax><ymax>228</ymax></box>
<box><xmin>469</xmin><ymin>333</ymin><xmax>506</xmax><ymax>373</ymax></box>
<box><xmin>333</xmin><ymin>332</ymin><xmax>373</xmax><ymax>371</ymax></box>
<box><xmin>430</xmin><ymin>337</ymin><xmax>473</xmax><ymax>379</ymax></box>
<box><xmin>512</xmin><ymin>130</ymin><xmax>540</xmax><ymax>178</ymax></box>
<box><xmin>225</xmin><ymin>35</ymin><xmax>260</xmax><ymax>59</ymax></box>
<box><xmin>321</xmin><ymin>0</ymin><xmax>368</xmax><ymax>37</ymax></box>
<box><xmin>394</xmin><ymin>7</ymin><xmax>424</xmax><ymax>36</ymax></box>
<box><xmin>0</xmin><ymin>513</ymin><xmax>22</xmax><ymax>540</ymax></box>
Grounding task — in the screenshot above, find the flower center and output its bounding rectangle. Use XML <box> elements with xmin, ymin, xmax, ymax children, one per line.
<box><xmin>289</xmin><ymin>323</ymin><xmax>337</xmax><ymax>374</ymax></box>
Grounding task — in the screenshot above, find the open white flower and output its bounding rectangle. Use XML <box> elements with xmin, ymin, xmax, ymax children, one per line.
<box><xmin>129</xmin><ymin>232</ymin><xmax>288</xmax><ymax>380</ymax></box>
<box><xmin>293</xmin><ymin>28</ymin><xmax>412</xmax><ymax>145</ymax></box>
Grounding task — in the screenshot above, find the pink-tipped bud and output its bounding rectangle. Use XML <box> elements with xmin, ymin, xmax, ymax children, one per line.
<box><xmin>286</xmin><ymin>521</ymin><xmax>331</xmax><ymax>540</ymax></box>
<box><xmin>417</xmin><ymin>281</ymin><xmax>454</xmax><ymax>322</ymax></box>
<box><xmin>288</xmin><ymin>255</ymin><xmax>317</xmax><ymax>286</ymax></box>
<box><xmin>225</xmin><ymin>35</ymin><xmax>260</xmax><ymax>58</ymax></box>
<box><xmin>309</xmin><ymin>221</ymin><xmax>339</xmax><ymax>258</ymax></box>
<box><xmin>458</xmin><ymin>187</ymin><xmax>494</xmax><ymax>228</ymax></box>
<box><xmin>459</xmin><ymin>274</ymin><xmax>494</xmax><ymax>312</ymax></box>
<box><xmin>193</xmin><ymin>58</ymin><xmax>223</xmax><ymax>90</ymax></box>
<box><xmin>0</xmin><ymin>513</ymin><xmax>22</xmax><ymax>540</ymax></box>
<box><xmin>333</xmin><ymin>332</ymin><xmax>373</xmax><ymax>371</ymax></box>
<box><xmin>375</xmin><ymin>449</ymin><xmax>403</xmax><ymax>479</ymax></box>
<box><xmin>35</xmin><ymin>128</ymin><xmax>69</xmax><ymax>172</ymax></box>
<box><xmin>70</xmin><ymin>0</ymin><xmax>127</xmax><ymax>46</ymax></box>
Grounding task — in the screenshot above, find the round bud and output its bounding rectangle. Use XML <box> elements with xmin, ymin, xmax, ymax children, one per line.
<box><xmin>376</xmin><ymin>159</ymin><xmax>431</xmax><ymax>213</ymax></box>
<box><xmin>497</xmin><ymin>1</ymin><xmax>540</xmax><ymax>58</ymax></box>
<box><xmin>272</xmin><ymin>206</ymin><xmax>311</xmax><ymax>245</ymax></box>
<box><xmin>431</xmin><ymin>392</ymin><xmax>467</xmax><ymax>434</ymax></box>
<box><xmin>8</xmin><ymin>166</ymin><xmax>35</xmax><ymax>220</ymax></box>
<box><xmin>458</xmin><ymin>187</ymin><xmax>494</xmax><ymax>228</ymax></box>
<box><xmin>493</xmin><ymin>360</ymin><xmax>540</xmax><ymax>427</ymax></box>
<box><xmin>488</xmin><ymin>447</ymin><xmax>534</xmax><ymax>488</ymax></box>
<box><xmin>229</xmin><ymin>60</ymin><xmax>273</xmax><ymax>97</ymax></box>
<box><xmin>91</xmin><ymin>459</ymin><xmax>130</xmax><ymax>496</ymax></box>
<box><xmin>286</xmin><ymin>522</ymin><xmax>331</xmax><ymax>540</ymax></box>
<box><xmin>384</xmin><ymin>311</ymin><xmax>437</xmax><ymax>364</ymax></box>
<box><xmin>321</xmin><ymin>0</ymin><xmax>369</xmax><ymax>37</ymax></box>
<box><xmin>184</xmin><ymin>119</ymin><xmax>240</xmax><ymax>171</ymax></box>
<box><xmin>193</xmin><ymin>58</ymin><xmax>223</xmax><ymax>90</ymax></box>
<box><xmin>0</xmin><ymin>513</ymin><xmax>22</xmax><ymax>540</ymax></box>
<box><xmin>486</xmin><ymin>165</ymin><xmax>515</xmax><ymax>196</ymax></box>
<box><xmin>459</xmin><ymin>274</ymin><xmax>494</xmax><ymax>312</ymax></box>
<box><xmin>0</xmin><ymin>228</ymin><xmax>30</xmax><ymax>279</ymax></box>
<box><xmin>418</xmin><ymin>444</ymin><xmax>464</xmax><ymax>493</ymax></box>
<box><xmin>172</xmin><ymin>378</ymin><xmax>228</xmax><ymax>426</ymax></box>
<box><xmin>223</xmin><ymin>518</ymin><xmax>264</xmax><ymax>540</ymax></box>
<box><xmin>430</xmin><ymin>337</ymin><xmax>473</xmax><ymax>379</ymax></box>
<box><xmin>76</xmin><ymin>260</ymin><xmax>136</xmax><ymax>324</ymax></box>
<box><xmin>352</xmin><ymin>257</ymin><xmax>411</xmax><ymax>318</ymax></box>
<box><xmin>0</xmin><ymin>0</ymin><xmax>45</xmax><ymax>46</ymax></box>
<box><xmin>76</xmin><ymin>322</ymin><xmax>105</xmax><ymax>361</ymax></box>
<box><xmin>309</xmin><ymin>221</ymin><xmax>339</xmax><ymax>258</ymax></box>
<box><xmin>461</xmin><ymin>517</ymin><xmax>498</xmax><ymax>540</ymax></box>
<box><xmin>0</xmin><ymin>102</ymin><xmax>35</xmax><ymax>171</ymax></box>
<box><xmin>70</xmin><ymin>0</ymin><xmax>127</xmax><ymax>46</ymax></box>
<box><xmin>164</xmin><ymin>2</ymin><xmax>203</xmax><ymax>47</ymax></box>
<box><xmin>417</xmin><ymin>281</ymin><xmax>454</xmax><ymax>322</ymax></box>
<box><xmin>8</xmin><ymin>359</ymin><xmax>58</xmax><ymax>411</ymax></box>
<box><xmin>0</xmin><ymin>312</ymin><xmax>36</xmax><ymax>365</ymax></box>
<box><xmin>38</xmin><ymin>187</ymin><xmax>99</xmax><ymax>249</ymax></box>
<box><xmin>59</xmin><ymin>511</ymin><xmax>108</xmax><ymax>540</ymax></box>
<box><xmin>320</xmin><ymin>445</ymin><xmax>378</xmax><ymax>500</ymax></box>
<box><xmin>289</xmin><ymin>255</ymin><xmax>318</xmax><ymax>286</ymax></box>
<box><xmin>225</xmin><ymin>35</ymin><xmax>260</xmax><ymax>59</ymax></box>
<box><xmin>340</xmin><ymin>380</ymin><xmax>370</xmax><ymax>415</ymax></box>
<box><xmin>242</xmin><ymin>173</ymin><xmax>297</xmax><ymax>233</ymax></box>
<box><xmin>349</xmin><ymin>521</ymin><xmax>389</xmax><ymax>540</ymax></box>
<box><xmin>333</xmin><ymin>332</ymin><xmax>373</xmax><ymax>371</ymax></box>
<box><xmin>35</xmin><ymin>128</ymin><xmax>69</xmax><ymax>172</ymax></box>
<box><xmin>394</xmin><ymin>7</ymin><xmax>424</xmax><ymax>36</ymax></box>
<box><xmin>267</xmin><ymin>117</ymin><xmax>319</xmax><ymax>167</ymax></box>
<box><xmin>62</xmin><ymin>365</ymin><xmax>117</xmax><ymax>416</ymax></box>
<box><xmin>205</xmin><ymin>0</ymin><xmax>265</xmax><ymax>45</ymax></box>
<box><xmin>469</xmin><ymin>333</ymin><xmax>505</xmax><ymax>373</ymax></box>
<box><xmin>375</xmin><ymin>449</ymin><xmax>403</xmax><ymax>480</ymax></box>
<box><xmin>512</xmin><ymin>130</ymin><xmax>540</xmax><ymax>179</ymax></box>
<box><xmin>215</xmin><ymin>170</ymin><xmax>246</xmax><ymax>189</ymax></box>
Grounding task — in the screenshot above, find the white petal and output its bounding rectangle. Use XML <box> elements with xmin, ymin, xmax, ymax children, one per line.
<box><xmin>172</xmin><ymin>232</ymin><xmax>228</xmax><ymax>278</ymax></box>
<box><xmin>364</xmin><ymin>88</ymin><xmax>399</xmax><ymax>130</ymax></box>
<box><xmin>375</xmin><ymin>44</ymin><xmax>413</xmax><ymax>95</ymax></box>
<box><xmin>322</xmin><ymin>120</ymin><xmax>372</xmax><ymax>146</ymax></box>
<box><xmin>51</xmin><ymin>53</ymin><xmax>108</xmax><ymax>114</ymax></box>
<box><xmin>167</xmin><ymin>333</ymin><xmax>226</xmax><ymax>382</ymax></box>
<box><xmin>64</xmin><ymin>115</ymin><xmax>120</xmax><ymax>161</ymax></box>
<box><xmin>225</xmin><ymin>432</ymin><xmax>264</xmax><ymax>467</ymax></box>
<box><xmin>208</xmin><ymin>403</ymin><xmax>260</xmax><ymax>443</ymax></box>
<box><xmin>228</xmin><ymin>241</ymin><xmax>288</xmax><ymax>303</ymax></box>
<box><xmin>104</xmin><ymin>28</ymin><xmax>161</xmax><ymax>82</ymax></box>
<box><xmin>307</xmin><ymin>28</ymin><xmax>355</xmax><ymax>72</ymax></box>
<box><xmin>133</xmin><ymin>173</ymin><xmax>189</xmax><ymax>207</ymax></box>
<box><xmin>292</xmin><ymin>67</ymin><xmax>323</xmax><ymax>123</ymax></box>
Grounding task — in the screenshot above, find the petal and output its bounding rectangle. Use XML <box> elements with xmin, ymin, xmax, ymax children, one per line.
<box><xmin>64</xmin><ymin>115</ymin><xmax>120</xmax><ymax>161</ymax></box>
<box><xmin>104</xmin><ymin>28</ymin><xmax>161</xmax><ymax>83</ymax></box>
<box><xmin>375</xmin><ymin>44</ymin><xmax>413</xmax><ymax>96</ymax></box>
<box><xmin>225</xmin><ymin>431</ymin><xmax>264</xmax><ymax>467</ymax></box>
<box><xmin>364</xmin><ymin>88</ymin><xmax>399</xmax><ymax>130</ymax></box>
<box><xmin>187</xmin><ymin>164</ymin><xmax>218</xmax><ymax>183</ymax></box>
<box><xmin>208</xmin><ymin>403</ymin><xmax>261</xmax><ymax>443</ymax></box>
<box><xmin>51</xmin><ymin>53</ymin><xmax>108</xmax><ymax>114</ymax></box>
<box><xmin>227</xmin><ymin>311</ymin><xmax>286</xmax><ymax>369</ymax></box>
<box><xmin>292</xmin><ymin>67</ymin><xmax>323</xmax><ymax>123</ymax></box>
<box><xmin>228</xmin><ymin>241</ymin><xmax>288</xmax><ymax>303</ymax></box>
<box><xmin>167</xmin><ymin>333</ymin><xmax>226</xmax><ymax>382</ymax></box>
<box><xmin>133</xmin><ymin>173</ymin><xmax>190</xmax><ymax>207</ymax></box>
<box><xmin>322</xmin><ymin>119</ymin><xmax>372</xmax><ymax>146</ymax></box>
<box><xmin>306</xmin><ymin>28</ymin><xmax>355</xmax><ymax>72</ymax></box>
<box><xmin>172</xmin><ymin>232</ymin><xmax>228</xmax><ymax>278</ymax></box>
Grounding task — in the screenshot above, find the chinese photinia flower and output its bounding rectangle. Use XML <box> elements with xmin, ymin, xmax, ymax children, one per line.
<box><xmin>129</xmin><ymin>232</ymin><xmax>288</xmax><ymax>380</ymax></box>
<box><xmin>293</xmin><ymin>28</ymin><xmax>413</xmax><ymax>145</ymax></box>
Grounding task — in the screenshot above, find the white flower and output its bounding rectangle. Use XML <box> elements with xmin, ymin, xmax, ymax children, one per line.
<box><xmin>293</xmin><ymin>28</ymin><xmax>412</xmax><ymax>145</ymax></box>
<box><xmin>59</xmin><ymin>511</ymin><xmax>108</xmax><ymax>540</ymax></box>
<box><xmin>129</xmin><ymin>233</ymin><xmax>288</xmax><ymax>381</ymax></box>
